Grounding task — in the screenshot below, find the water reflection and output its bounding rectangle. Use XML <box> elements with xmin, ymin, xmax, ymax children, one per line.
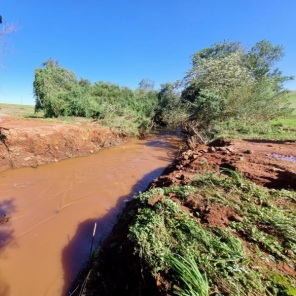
<box><xmin>272</xmin><ymin>153</ymin><xmax>296</xmax><ymax>163</ymax></box>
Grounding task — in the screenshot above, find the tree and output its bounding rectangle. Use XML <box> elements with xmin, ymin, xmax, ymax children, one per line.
<box><xmin>33</xmin><ymin>58</ymin><xmax>79</xmax><ymax>117</ymax></box>
<box><xmin>244</xmin><ymin>40</ymin><xmax>293</xmax><ymax>91</ymax></box>
<box><xmin>191</xmin><ymin>41</ymin><xmax>242</xmax><ymax>64</ymax></box>
<box><xmin>138</xmin><ymin>79</ymin><xmax>155</xmax><ymax>91</ymax></box>
<box><xmin>179</xmin><ymin>40</ymin><xmax>294</xmax><ymax>145</ymax></box>
<box><xmin>155</xmin><ymin>81</ymin><xmax>188</xmax><ymax>126</ymax></box>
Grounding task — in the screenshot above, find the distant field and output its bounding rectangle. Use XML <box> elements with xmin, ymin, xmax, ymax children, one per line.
<box><xmin>0</xmin><ymin>103</ymin><xmax>90</xmax><ymax>124</ymax></box>
<box><xmin>0</xmin><ymin>103</ymin><xmax>35</xmax><ymax>117</ymax></box>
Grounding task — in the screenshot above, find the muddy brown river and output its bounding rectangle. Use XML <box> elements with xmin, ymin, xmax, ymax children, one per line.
<box><xmin>0</xmin><ymin>133</ymin><xmax>179</xmax><ymax>296</ymax></box>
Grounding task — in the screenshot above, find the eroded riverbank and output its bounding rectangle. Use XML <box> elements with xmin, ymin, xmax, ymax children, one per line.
<box><xmin>0</xmin><ymin>117</ymin><xmax>128</xmax><ymax>172</ymax></box>
<box><xmin>0</xmin><ymin>133</ymin><xmax>180</xmax><ymax>296</ymax></box>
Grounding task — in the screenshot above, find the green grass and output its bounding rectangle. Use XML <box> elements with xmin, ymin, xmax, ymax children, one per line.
<box><xmin>272</xmin><ymin>117</ymin><xmax>296</xmax><ymax>127</ymax></box>
<box><xmin>286</xmin><ymin>91</ymin><xmax>296</xmax><ymax>113</ymax></box>
<box><xmin>215</xmin><ymin>120</ymin><xmax>296</xmax><ymax>141</ymax></box>
<box><xmin>0</xmin><ymin>103</ymin><xmax>36</xmax><ymax>117</ymax></box>
<box><xmin>213</xmin><ymin>91</ymin><xmax>296</xmax><ymax>141</ymax></box>
<box><xmin>168</xmin><ymin>254</ymin><xmax>209</xmax><ymax>296</ymax></box>
<box><xmin>128</xmin><ymin>172</ymin><xmax>296</xmax><ymax>295</ymax></box>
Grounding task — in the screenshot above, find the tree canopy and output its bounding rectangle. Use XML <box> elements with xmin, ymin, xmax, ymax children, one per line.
<box><xmin>177</xmin><ymin>40</ymin><xmax>294</xmax><ymax>144</ymax></box>
<box><xmin>33</xmin><ymin>40</ymin><xmax>294</xmax><ymax>142</ymax></box>
<box><xmin>33</xmin><ymin>59</ymin><xmax>159</xmax><ymax>136</ymax></box>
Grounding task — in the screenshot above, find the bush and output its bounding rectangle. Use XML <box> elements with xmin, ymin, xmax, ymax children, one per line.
<box><xmin>33</xmin><ymin>60</ymin><xmax>159</xmax><ymax>136</ymax></box>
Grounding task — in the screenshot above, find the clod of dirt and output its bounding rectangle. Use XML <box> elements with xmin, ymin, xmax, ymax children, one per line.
<box><xmin>0</xmin><ymin>214</ymin><xmax>9</xmax><ymax>224</ymax></box>
<box><xmin>208</xmin><ymin>137</ymin><xmax>231</xmax><ymax>147</ymax></box>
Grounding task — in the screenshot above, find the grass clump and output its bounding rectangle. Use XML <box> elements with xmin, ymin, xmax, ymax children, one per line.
<box><xmin>128</xmin><ymin>173</ymin><xmax>296</xmax><ymax>295</ymax></box>
<box><xmin>168</xmin><ymin>254</ymin><xmax>208</xmax><ymax>296</ymax></box>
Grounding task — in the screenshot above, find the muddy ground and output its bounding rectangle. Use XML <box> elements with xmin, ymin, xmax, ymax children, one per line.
<box><xmin>151</xmin><ymin>138</ymin><xmax>296</xmax><ymax>191</ymax></box>
<box><xmin>0</xmin><ymin>116</ymin><xmax>128</xmax><ymax>172</ymax></box>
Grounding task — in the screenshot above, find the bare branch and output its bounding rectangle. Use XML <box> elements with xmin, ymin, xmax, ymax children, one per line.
<box><xmin>0</xmin><ymin>23</ymin><xmax>16</xmax><ymax>41</ymax></box>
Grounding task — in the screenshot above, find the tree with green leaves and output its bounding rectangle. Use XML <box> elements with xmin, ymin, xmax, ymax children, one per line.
<box><xmin>180</xmin><ymin>40</ymin><xmax>294</xmax><ymax>145</ymax></box>
<box><xmin>34</xmin><ymin>59</ymin><xmax>81</xmax><ymax>117</ymax></box>
<box><xmin>156</xmin><ymin>81</ymin><xmax>188</xmax><ymax>127</ymax></box>
<box><xmin>33</xmin><ymin>61</ymin><xmax>160</xmax><ymax>136</ymax></box>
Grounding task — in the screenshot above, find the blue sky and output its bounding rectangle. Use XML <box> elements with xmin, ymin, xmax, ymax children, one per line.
<box><xmin>0</xmin><ymin>0</ymin><xmax>296</xmax><ymax>105</ymax></box>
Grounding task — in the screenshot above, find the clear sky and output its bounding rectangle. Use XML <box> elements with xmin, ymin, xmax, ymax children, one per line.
<box><xmin>0</xmin><ymin>0</ymin><xmax>295</xmax><ymax>105</ymax></box>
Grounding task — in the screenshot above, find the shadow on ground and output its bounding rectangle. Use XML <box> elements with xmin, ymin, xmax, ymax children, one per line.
<box><xmin>265</xmin><ymin>169</ymin><xmax>296</xmax><ymax>190</ymax></box>
<box><xmin>0</xmin><ymin>199</ymin><xmax>16</xmax><ymax>296</ymax></box>
<box><xmin>0</xmin><ymin>199</ymin><xmax>16</xmax><ymax>251</ymax></box>
<box><xmin>62</xmin><ymin>167</ymin><xmax>167</xmax><ymax>295</ymax></box>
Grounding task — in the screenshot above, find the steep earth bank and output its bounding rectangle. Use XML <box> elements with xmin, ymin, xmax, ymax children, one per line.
<box><xmin>0</xmin><ymin>117</ymin><xmax>129</xmax><ymax>172</ymax></box>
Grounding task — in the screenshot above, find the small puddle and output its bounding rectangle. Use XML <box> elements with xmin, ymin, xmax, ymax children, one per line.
<box><xmin>272</xmin><ymin>154</ymin><xmax>296</xmax><ymax>163</ymax></box>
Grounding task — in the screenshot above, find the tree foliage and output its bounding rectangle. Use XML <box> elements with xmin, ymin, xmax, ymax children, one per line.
<box><xmin>33</xmin><ymin>40</ymin><xmax>293</xmax><ymax>140</ymax></box>
<box><xmin>33</xmin><ymin>59</ymin><xmax>159</xmax><ymax>136</ymax></box>
<box><xmin>177</xmin><ymin>40</ymin><xmax>294</xmax><ymax>144</ymax></box>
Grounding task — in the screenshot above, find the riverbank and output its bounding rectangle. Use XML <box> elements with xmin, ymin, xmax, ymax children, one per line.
<box><xmin>0</xmin><ymin>116</ymin><xmax>129</xmax><ymax>172</ymax></box>
<box><xmin>72</xmin><ymin>138</ymin><xmax>296</xmax><ymax>295</ymax></box>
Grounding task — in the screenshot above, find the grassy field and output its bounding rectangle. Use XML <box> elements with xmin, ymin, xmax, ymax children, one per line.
<box><xmin>0</xmin><ymin>103</ymin><xmax>93</xmax><ymax>124</ymax></box>
<box><xmin>0</xmin><ymin>103</ymin><xmax>35</xmax><ymax>117</ymax></box>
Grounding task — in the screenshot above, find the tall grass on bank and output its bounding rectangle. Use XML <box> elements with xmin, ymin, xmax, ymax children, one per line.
<box><xmin>168</xmin><ymin>254</ymin><xmax>209</xmax><ymax>296</ymax></box>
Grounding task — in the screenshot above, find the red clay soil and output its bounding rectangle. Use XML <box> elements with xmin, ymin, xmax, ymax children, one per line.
<box><xmin>151</xmin><ymin>138</ymin><xmax>296</xmax><ymax>190</ymax></box>
<box><xmin>0</xmin><ymin>117</ymin><xmax>128</xmax><ymax>172</ymax></box>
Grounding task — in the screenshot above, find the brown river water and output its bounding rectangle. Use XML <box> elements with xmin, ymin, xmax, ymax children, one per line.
<box><xmin>0</xmin><ymin>133</ymin><xmax>180</xmax><ymax>296</ymax></box>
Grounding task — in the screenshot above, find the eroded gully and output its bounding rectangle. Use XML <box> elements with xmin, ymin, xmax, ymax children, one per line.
<box><xmin>0</xmin><ymin>133</ymin><xmax>180</xmax><ymax>296</ymax></box>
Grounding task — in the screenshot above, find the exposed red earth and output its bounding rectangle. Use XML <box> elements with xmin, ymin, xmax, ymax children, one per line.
<box><xmin>1</xmin><ymin>114</ymin><xmax>295</xmax><ymax>295</ymax></box>
<box><xmin>151</xmin><ymin>138</ymin><xmax>296</xmax><ymax>190</ymax></box>
<box><xmin>0</xmin><ymin>117</ymin><xmax>128</xmax><ymax>172</ymax></box>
